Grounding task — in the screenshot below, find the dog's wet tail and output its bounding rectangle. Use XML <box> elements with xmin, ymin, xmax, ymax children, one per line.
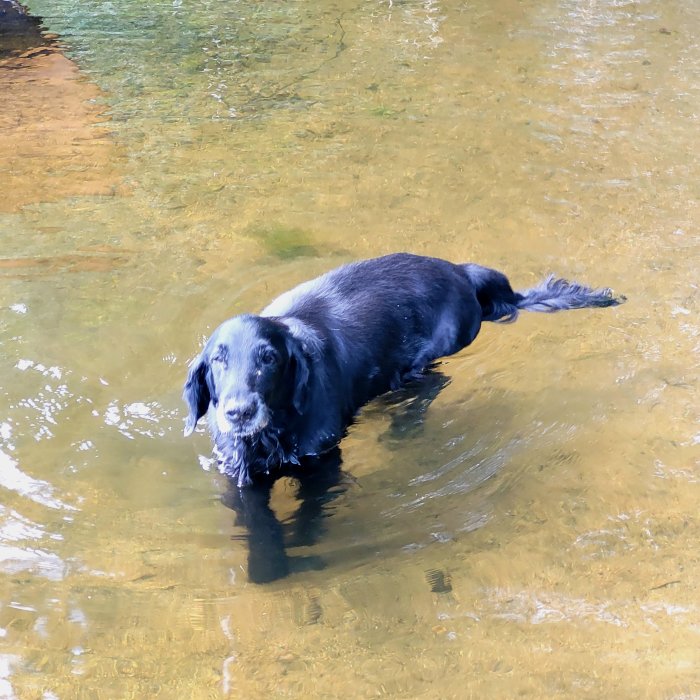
<box><xmin>462</xmin><ymin>263</ymin><xmax>625</xmax><ymax>323</ymax></box>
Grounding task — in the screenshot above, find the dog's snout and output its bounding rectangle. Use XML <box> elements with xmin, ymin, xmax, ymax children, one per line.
<box><xmin>225</xmin><ymin>397</ymin><xmax>259</xmax><ymax>423</ymax></box>
<box><xmin>216</xmin><ymin>393</ymin><xmax>267</xmax><ymax>436</ymax></box>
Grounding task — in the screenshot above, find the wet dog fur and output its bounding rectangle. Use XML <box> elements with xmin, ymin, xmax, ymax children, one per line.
<box><xmin>183</xmin><ymin>253</ymin><xmax>622</xmax><ymax>486</ymax></box>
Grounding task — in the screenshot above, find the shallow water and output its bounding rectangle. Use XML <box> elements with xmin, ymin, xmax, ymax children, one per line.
<box><xmin>1</xmin><ymin>0</ymin><xmax>699</xmax><ymax>697</ymax></box>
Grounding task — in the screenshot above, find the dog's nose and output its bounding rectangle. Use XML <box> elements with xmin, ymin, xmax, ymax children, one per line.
<box><xmin>225</xmin><ymin>398</ymin><xmax>258</xmax><ymax>423</ymax></box>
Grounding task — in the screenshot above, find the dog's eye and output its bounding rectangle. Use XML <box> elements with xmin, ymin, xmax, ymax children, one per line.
<box><xmin>210</xmin><ymin>345</ymin><xmax>227</xmax><ymax>365</ymax></box>
<box><xmin>259</xmin><ymin>349</ymin><xmax>277</xmax><ymax>367</ymax></box>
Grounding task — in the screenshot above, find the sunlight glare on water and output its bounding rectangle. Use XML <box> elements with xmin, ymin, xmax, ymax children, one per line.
<box><xmin>1</xmin><ymin>0</ymin><xmax>699</xmax><ymax>696</ymax></box>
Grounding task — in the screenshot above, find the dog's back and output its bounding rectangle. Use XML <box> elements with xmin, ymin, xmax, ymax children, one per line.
<box><xmin>263</xmin><ymin>254</ymin><xmax>484</xmax><ymax>390</ymax></box>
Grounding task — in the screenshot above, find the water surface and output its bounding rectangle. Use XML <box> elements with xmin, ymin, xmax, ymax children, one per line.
<box><xmin>1</xmin><ymin>0</ymin><xmax>699</xmax><ymax>697</ymax></box>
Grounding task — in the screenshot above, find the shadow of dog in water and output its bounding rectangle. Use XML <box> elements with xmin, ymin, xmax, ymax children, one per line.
<box><xmin>221</xmin><ymin>448</ymin><xmax>346</xmax><ymax>583</ymax></box>
<box><xmin>220</xmin><ymin>370</ymin><xmax>450</xmax><ymax>583</ymax></box>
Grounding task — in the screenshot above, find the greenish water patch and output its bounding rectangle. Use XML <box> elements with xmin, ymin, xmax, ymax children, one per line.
<box><xmin>24</xmin><ymin>0</ymin><xmax>347</xmax><ymax>125</ymax></box>
<box><xmin>244</xmin><ymin>223</ymin><xmax>319</xmax><ymax>259</ymax></box>
<box><xmin>370</xmin><ymin>105</ymin><xmax>404</xmax><ymax>119</ymax></box>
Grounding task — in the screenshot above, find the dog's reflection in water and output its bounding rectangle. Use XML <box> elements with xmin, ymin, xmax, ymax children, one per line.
<box><xmin>221</xmin><ymin>448</ymin><xmax>345</xmax><ymax>583</ymax></box>
<box><xmin>220</xmin><ymin>370</ymin><xmax>452</xmax><ymax>583</ymax></box>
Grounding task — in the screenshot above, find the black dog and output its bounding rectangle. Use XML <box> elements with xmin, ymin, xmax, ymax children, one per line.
<box><xmin>183</xmin><ymin>253</ymin><xmax>622</xmax><ymax>486</ymax></box>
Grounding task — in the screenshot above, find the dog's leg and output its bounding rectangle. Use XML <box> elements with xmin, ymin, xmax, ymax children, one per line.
<box><xmin>381</xmin><ymin>368</ymin><xmax>451</xmax><ymax>442</ymax></box>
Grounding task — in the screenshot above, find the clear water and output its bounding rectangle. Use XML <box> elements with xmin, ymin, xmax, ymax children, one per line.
<box><xmin>1</xmin><ymin>0</ymin><xmax>699</xmax><ymax>696</ymax></box>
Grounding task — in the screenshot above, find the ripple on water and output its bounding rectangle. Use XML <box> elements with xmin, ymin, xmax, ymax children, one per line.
<box><xmin>0</xmin><ymin>460</ymin><xmax>70</xmax><ymax>582</ymax></box>
<box><xmin>0</xmin><ymin>303</ymin><xmax>192</xmax><ymax>594</ymax></box>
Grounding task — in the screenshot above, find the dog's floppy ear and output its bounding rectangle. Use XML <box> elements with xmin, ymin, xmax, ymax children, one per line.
<box><xmin>285</xmin><ymin>334</ymin><xmax>311</xmax><ymax>414</ymax></box>
<box><xmin>183</xmin><ymin>355</ymin><xmax>211</xmax><ymax>437</ymax></box>
<box><xmin>277</xmin><ymin>318</ymin><xmax>321</xmax><ymax>414</ymax></box>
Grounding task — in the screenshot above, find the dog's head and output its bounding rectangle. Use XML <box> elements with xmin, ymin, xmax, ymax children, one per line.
<box><xmin>183</xmin><ymin>315</ymin><xmax>312</xmax><ymax>439</ymax></box>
